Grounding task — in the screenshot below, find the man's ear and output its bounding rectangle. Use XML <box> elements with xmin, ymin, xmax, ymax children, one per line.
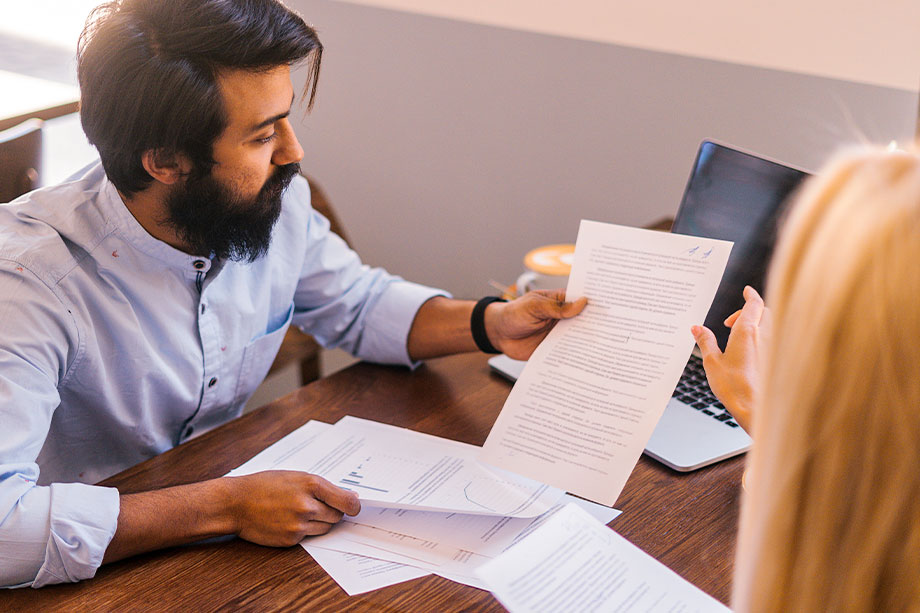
<box><xmin>141</xmin><ymin>149</ymin><xmax>193</xmax><ymax>185</ymax></box>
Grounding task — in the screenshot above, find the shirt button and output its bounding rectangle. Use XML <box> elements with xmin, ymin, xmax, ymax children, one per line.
<box><xmin>193</xmin><ymin>260</ymin><xmax>206</xmax><ymax>270</ymax></box>
<box><xmin>208</xmin><ymin>377</ymin><xmax>218</xmax><ymax>388</ymax></box>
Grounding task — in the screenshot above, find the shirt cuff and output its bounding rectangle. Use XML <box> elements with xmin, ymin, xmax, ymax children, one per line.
<box><xmin>31</xmin><ymin>483</ymin><xmax>120</xmax><ymax>588</ymax></box>
<box><xmin>361</xmin><ymin>281</ymin><xmax>450</xmax><ymax>368</ymax></box>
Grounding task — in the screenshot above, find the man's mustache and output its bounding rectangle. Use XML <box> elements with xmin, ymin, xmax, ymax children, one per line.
<box><xmin>263</xmin><ymin>162</ymin><xmax>300</xmax><ymax>196</ymax></box>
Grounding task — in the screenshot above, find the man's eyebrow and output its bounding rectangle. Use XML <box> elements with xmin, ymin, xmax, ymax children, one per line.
<box><xmin>249</xmin><ymin>93</ymin><xmax>295</xmax><ymax>133</ymax></box>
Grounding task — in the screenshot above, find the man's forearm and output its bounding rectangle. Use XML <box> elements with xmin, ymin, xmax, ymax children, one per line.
<box><xmin>102</xmin><ymin>470</ymin><xmax>360</xmax><ymax>566</ymax></box>
<box><xmin>102</xmin><ymin>478</ymin><xmax>237</xmax><ymax>564</ymax></box>
<box><xmin>406</xmin><ymin>296</ymin><xmax>479</xmax><ymax>361</ymax></box>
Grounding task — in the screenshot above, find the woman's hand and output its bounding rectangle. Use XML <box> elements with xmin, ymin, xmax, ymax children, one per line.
<box><xmin>691</xmin><ymin>286</ymin><xmax>770</xmax><ymax>432</ymax></box>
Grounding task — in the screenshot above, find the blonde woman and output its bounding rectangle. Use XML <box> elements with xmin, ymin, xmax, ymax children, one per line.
<box><xmin>692</xmin><ymin>147</ymin><xmax>920</xmax><ymax>611</ymax></box>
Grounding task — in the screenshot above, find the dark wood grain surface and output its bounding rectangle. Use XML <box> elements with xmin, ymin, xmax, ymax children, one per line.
<box><xmin>2</xmin><ymin>353</ymin><xmax>743</xmax><ymax>611</ymax></box>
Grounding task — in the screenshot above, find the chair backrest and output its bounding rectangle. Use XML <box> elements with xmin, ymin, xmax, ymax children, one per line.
<box><xmin>269</xmin><ymin>175</ymin><xmax>353</xmax><ymax>385</ymax></box>
<box><xmin>0</xmin><ymin>119</ymin><xmax>43</xmax><ymax>203</ymax></box>
<box><xmin>304</xmin><ymin>174</ymin><xmax>351</xmax><ymax>247</ymax></box>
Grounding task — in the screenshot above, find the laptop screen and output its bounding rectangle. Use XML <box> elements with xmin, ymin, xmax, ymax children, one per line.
<box><xmin>671</xmin><ymin>141</ymin><xmax>809</xmax><ymax>350</ymax></box>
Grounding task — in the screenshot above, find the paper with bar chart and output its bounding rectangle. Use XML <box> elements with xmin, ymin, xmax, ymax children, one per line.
<box><xmin>231</xmin><ymin>416</ymin><xmax>563</xmax><ymax>517</ymax></box>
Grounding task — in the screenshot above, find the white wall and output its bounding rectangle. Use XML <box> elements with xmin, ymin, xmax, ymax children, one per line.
<box><xmin>289</xmin><ymin>0</ymin><xmax>918</xmax><ymax>300</ymax></box>
<box><xmin>334</xmin><ymin>0</ymin><xmax>920</xmax><ymax>91</ymax></box>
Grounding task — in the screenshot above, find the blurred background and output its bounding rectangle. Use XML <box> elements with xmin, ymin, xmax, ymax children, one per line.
<box><xmin>3</xmin><ymin>0</ymin><xmax>918</xmax><ymax>406</ymax></box>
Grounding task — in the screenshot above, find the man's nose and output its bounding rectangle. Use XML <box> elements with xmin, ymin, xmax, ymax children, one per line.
<box><xmin>273</xmin><ymin>119</ymin><xmax>304</xmax><ymax>166</ymax></box>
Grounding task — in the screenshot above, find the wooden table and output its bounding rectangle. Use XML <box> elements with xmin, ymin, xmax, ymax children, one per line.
<box><xmin>2</xmin><ymin>353</ymin><xmax>743</xmax><ymax>611</ymax></box>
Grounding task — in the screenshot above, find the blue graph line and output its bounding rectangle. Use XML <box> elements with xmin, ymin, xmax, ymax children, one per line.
<box><xmin>340</xmin><ymin>478</ymin><xmax>389</xmax><ymax>493</ymax></box>
<box><xmin>462</xmin><ymin>481</ymin><xmax>498</xmax><ymax>512</ymax></box>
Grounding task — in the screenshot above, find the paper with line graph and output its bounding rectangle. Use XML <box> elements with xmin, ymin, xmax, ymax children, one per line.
<box><xmin>305</xmin><ymin>493</ymin><xmax>620</xmax><ymax>587</ymax></box>
<box><xmin>480</xmin><ymin>221</ymin><xmax>732</xmax><ymax>506</ymax></box>
<box><xmin>320</xmin><ymin>417</ymin><xmax>563</xmax><ymax>517</ymax></box>
<box><xmin>234</xmin><ymin>415</ymin><xmax>563</xmax><ymax>517</ymax></box>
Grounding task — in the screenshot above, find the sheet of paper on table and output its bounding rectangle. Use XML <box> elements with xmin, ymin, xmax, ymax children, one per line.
<box><xmin>231</xmin><ymin>421</ymin><xmax>436</xmax><ymax>594</ymax></box>
<box><xmin>306</xmin><ymin>494</ymin><xmax>620</xmax><ymax>589</ymax></box>
<box><xmin>226</xmin><ymin>419</ymin><xmax>332</xmax><ymax>476</ymax></box>
<box><xmin>227</xmin><ymin>418</ymin><xmax>576</xmax><ymax>594</ymax></box>
<box><xmin>234</xmin><ymin>415</ymin><xmax>564</xmax><ymax>517</ymax></box>
<box><xmin>480</xmin><ymin>221</ymin><xmax>732</xmax><ymax>506</ymax></box>
<box><xmin>303</xmin><ymin>547</ymin><xmax>430</xmax><ymax>596</ymax></box>
<box><xmin>476</xmin><ymin>503</ymin><xmax>730</xmax><ymax>613</ymax></box>
<box><xmin>345</xmin><ymin>492</ymin><xmax>621</xmax><ymax>558</ymax></box>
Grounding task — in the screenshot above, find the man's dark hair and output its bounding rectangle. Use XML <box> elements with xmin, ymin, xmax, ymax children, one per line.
<box><xmin>78</xmin><ymin>0</ymin><xmax>322</xmax><ymax>195</ymax></box>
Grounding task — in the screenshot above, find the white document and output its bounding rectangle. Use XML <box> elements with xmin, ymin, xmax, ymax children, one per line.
<box><xmin>231</xmin><ymin>421</ymin><xmax>435</xmax><ymax>594</ymax></box>
<box><xmin>305</xmin><ymin>495</ymin><xmax>621</xmax><ymax>586</ymax></box>
<box><xmin>480</xmin><ymin>221</ymin><xmax>732</xmax><ymax>505</ymax></box>
<box><xmin>309</xmin><ymin>520</ymin><xmax>490</xmax><ymax>582</ymax></box>
<box><xmin>349</xmin><ymin>493</ymin><xmax>621</xmax><ymax>557</ymax></box>
<box><xmin>476</xmin><ymin>503</ymin><xmax>730</xmax><ymax>613</ymax></box>
<box><xmin>300</xmin><ymin>416</ymin><xmax>564</xmax><ymax>517</ymax></box>
<box><xmin>306</xmin><ymin>526</ymin><xmax>490</xmax><ymax>591</ymax></box>
<box><xmin>303</xmin><ymin>547</ymin><xmax>430</xmax><ymax>596</ymax></box>
<box><xmin>226</xmin><ymin>420</ymin><xmax>332</xmax><ymax>476</ymax></box>
<box><xmin>306</xmin><ymin>535</ymin><xmax>490</xmax><ymax>591</ymax></box>
<box><xmin>228</xmin><ymin>416</ymin><xmax>562</xmax><ymax>517</ymax></box>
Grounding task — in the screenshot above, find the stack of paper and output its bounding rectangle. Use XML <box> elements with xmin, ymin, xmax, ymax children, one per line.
<box><xmin>229</xmin><ymin>418</ymin><xmax>620</xmax><ymax>594</ymax></box>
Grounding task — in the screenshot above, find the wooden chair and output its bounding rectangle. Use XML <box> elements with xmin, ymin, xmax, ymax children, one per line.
<box><xmin>0</xmin><ymin>119</ymin><xmax>43</xmax><ymax>203</ymax></box>
<box><xmin>267</xmin><ymin>176</ymin><xmax>352</xmax><ymax>385</ymax></box>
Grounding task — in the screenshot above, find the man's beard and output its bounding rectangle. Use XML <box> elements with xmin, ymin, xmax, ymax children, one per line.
<box><xmin>163</xmin><ymin>162</ymin><xmax>300</xmax><ymax>262</ymax></box>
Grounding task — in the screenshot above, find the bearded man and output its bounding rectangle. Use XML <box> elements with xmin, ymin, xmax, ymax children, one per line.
<box><xmin>0</xmin><ymin>0</ymin><xmax>584</xmax><ymax>588</ymax></box>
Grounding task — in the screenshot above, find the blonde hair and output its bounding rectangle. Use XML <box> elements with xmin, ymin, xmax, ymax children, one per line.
<box><xmin>733</xmin><ymin>147</ymin><xmax>920</xmax><ymax>612</ymax></box>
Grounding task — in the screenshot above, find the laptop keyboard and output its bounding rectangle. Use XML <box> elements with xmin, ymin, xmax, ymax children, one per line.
<box><xmin>671</xmin><ymin>356</ymin><xmax>740</xmax><ymax>428</ymax></box>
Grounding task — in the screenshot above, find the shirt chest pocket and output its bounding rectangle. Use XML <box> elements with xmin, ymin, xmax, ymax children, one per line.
<box><xmin>234</xmin><ymin>302</ymin><xmax>295</xmax><ymax>403</ymax></box>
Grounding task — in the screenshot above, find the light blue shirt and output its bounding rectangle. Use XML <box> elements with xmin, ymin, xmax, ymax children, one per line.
<box><xmin>0</xmin><ymin>162</ymin><xmax>445</xmax><ymax>588</ymax></box>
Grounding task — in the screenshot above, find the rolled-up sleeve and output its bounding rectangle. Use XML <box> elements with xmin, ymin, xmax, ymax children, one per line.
<box><xmin>358</xmin><ymin>279</ymin><xmax>448</xmax><ymax>365</ymax></box>
<box><xmin>290</xmin><ymin>180</ymin><xmax>449</xmax><ymax>367</ymax></box>
<box><xmin>1</xmin><ymin>471</ymin><xmax>119</xmax><ymax>588</ymax></box>
<box><xmin>0</xmin><ymin>263</ymin><xmax>120</xmax><ymax>588</ymax></box>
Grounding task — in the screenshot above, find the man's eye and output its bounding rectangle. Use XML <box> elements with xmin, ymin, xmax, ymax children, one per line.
<box><xmin>257</xmin><ymin>133</ymin><xmax>277</xmax><ymax>144</ymax></box>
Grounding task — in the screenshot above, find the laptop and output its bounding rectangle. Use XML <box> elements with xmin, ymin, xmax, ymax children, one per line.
<box><xmin>490</xmin><ymin>140</ymin><xmax>810</xmax><ymax>471</ymax></box>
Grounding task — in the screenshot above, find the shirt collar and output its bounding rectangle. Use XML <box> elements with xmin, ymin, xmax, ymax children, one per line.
<box><xmin>98</xmin><ymin>170</ymin><xmax>215</xmax><ymax>274</ymax></box>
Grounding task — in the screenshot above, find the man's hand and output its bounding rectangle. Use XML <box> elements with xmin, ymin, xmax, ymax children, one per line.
<box><xmin>485</xmin><ymin>290</ymin><xmax>588</xmax><ymax>360</ymax></box>
<box><xmin>691</xmin><ymin>286</ymin><xmax>770</xmax><ymax>432</ymax></box>
<box><xmin>406</xmin><ymin>293</ymin><xmax>586</xmax><ymax>361</ymax></box>
<box><xmin>227</xmin><ymin>471</ymin><xmax>361</xmax><ymax>546</ymax></box>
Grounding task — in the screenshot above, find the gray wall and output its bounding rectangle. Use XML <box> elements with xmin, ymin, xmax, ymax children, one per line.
<box><xmin>290</xmin><ymin>0</ymin><xmax>918</xmax><ymax>298</ymax></box>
